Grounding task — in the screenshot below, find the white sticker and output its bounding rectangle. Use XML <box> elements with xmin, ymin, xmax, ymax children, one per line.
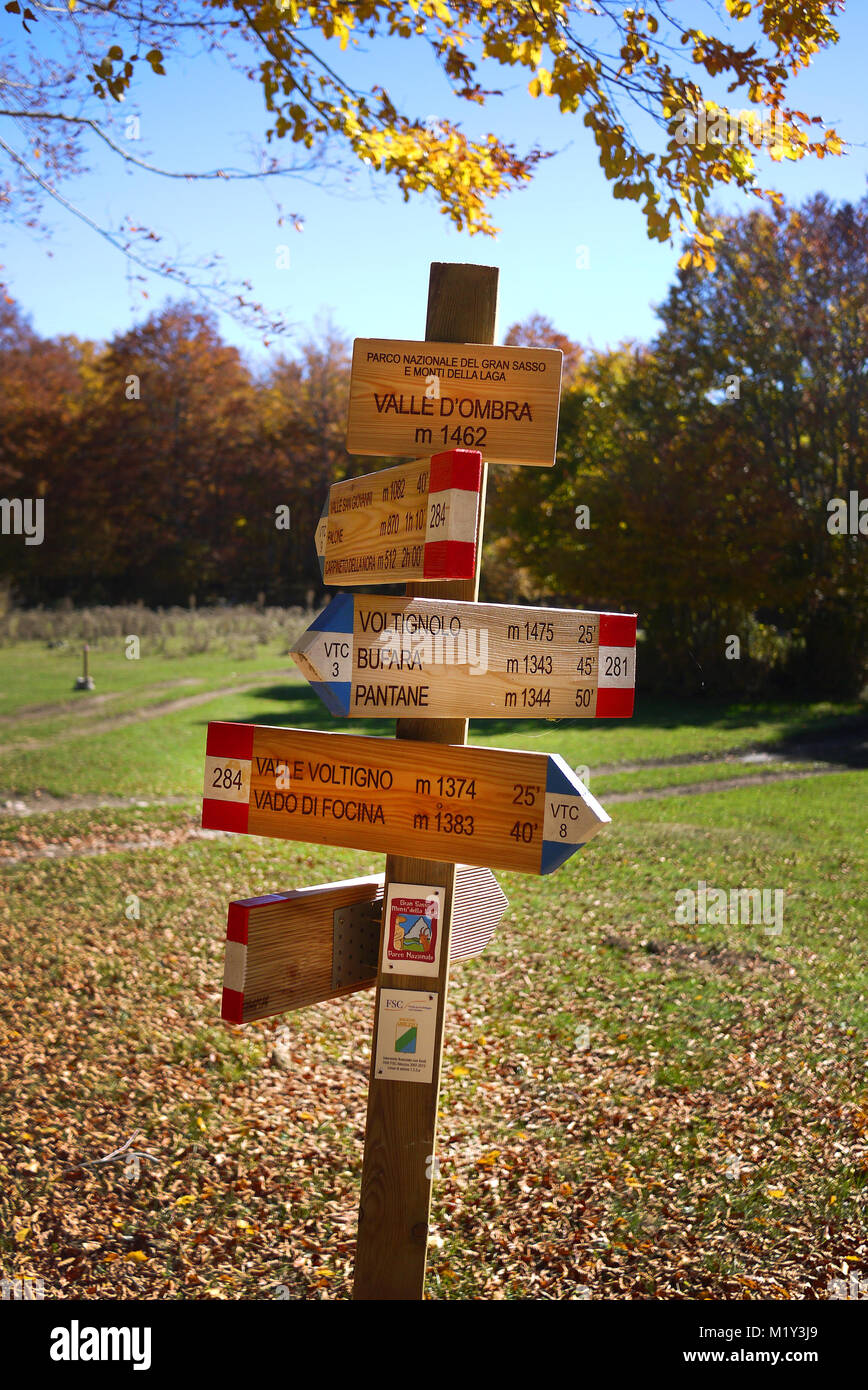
<box><xmin>381</xmin><ymin>882</ymin><xmax>444</xmax><ymax>977</ymax></box>
<box><xmin>424</xmin><ymin>487</ymin><xmax>478</xmax><ymax>546</ymax></box>
<box><xmin>203</xmin><ymin>755</ymin><xmax>251</xmax><ymax>803</ymax></box>
<box><xmin>598</xmin><ymin>646</ymin><xmax>635</xmax><ymax>688</ymax></box>
<box><xmin>293</xmin><ymin>628</ymin><xmax>352</xmax><ymax>685</ymax></box>
<box><xmin>223</xmin><ymin>940</ymin><xmax>247</xmax><ymax>993</ymax></box>
<box><xmin>374</xmin><ymin>989</ymin><xmax>438</xmax><ymax>1084</ymax></box>
<box><xmin>543</xmin><ymin>788</ymin><xmax>609</xmax><ymax>845</ymax></box>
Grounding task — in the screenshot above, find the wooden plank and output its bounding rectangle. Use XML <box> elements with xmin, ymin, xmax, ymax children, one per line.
<box><xmin>200</xmin><ymin>721</ymin><xmax>609</xmax><ymax>876</ymax></box>
<box><xmin>346</xmin><ymin>338</ymin><xmax>562</xmax><ymax>467</ymax></box>
<box><xmin>221</xmin><ymin>866</ymin><xmax>508</xmax><ymax>1024</ymax></box>
<box><xmin>291</xmin><ymin>593</ymin><xmax>637</xmax><ymax>719</ymax></box>
<box><xmin>314</xmin><ymin>451</ymin><xmax>482</xmax><ymax>586</ymax></box>
<box><xmin>222</xmin><ymin>875</ymin><xmax>377</xmax><ymax>1024</ymax></box>
<box><xmin>354</xmin><ymin>262</ymin><xmax>494</xmax><ymax>1302</ymax></box>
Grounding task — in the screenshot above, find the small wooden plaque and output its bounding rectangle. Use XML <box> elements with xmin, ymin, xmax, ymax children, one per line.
<box><xmin>346</xmin><ymin>339</ymin><xmax>563</xmax><ymax>467</ymax></box>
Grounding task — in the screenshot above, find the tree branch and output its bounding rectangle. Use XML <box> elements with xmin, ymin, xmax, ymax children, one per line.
<box><xmin>0</xmin><ymin>133</ymin><xmax>293</xmax><ymax>336</ymax></box>
<box><xmin>0</xmin><ymin>107</ymin><xmax>318</xmax><ymax>181</ymax></box>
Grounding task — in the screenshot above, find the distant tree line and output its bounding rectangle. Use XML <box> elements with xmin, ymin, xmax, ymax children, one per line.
<box><xmin>0</xmin><ymin>304</ymin><xmax>355</xmax><ymax>608</ymax></box>
<box><xmin>1</xmin><ymin>192</ymin><xmax>866</xmax><ymax>696</ymax></box>
<box><xmin>493</xmin><ymin>192</ymin><xmax>868</xmax><ymax>698</ymax></box>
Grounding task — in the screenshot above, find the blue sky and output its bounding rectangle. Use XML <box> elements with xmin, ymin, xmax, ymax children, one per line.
<box><xmin>3</xmin><ymin>3</ymin><xmax>866</xmax><ymax>364</ymax></box>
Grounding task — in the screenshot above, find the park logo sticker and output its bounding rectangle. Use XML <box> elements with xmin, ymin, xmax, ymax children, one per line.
<box><xmin>375</xmin><ymin>990</ymin><xmax>438</xmax><ymax>1084</ymax></box>
<box><xmin>382</xmin><ymin>882</ymin><xmax>443</xmax><ymax>977</ymax></box>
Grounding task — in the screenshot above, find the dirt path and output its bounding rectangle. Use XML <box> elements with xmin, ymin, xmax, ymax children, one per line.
<box><xmin>602</xmin><ymin>764</ymin><xmax>847</xmax><ymax>803</ymax></box>
<box><xmin>1</xmin><ymin>668</ymin><xmax>295</xmax><ymax>754</ymax></box>
<box><xmin>1</xmin><ymin>792</ymin><xmax>195</xmax><ymax>817</ymax></box>
<box><xmin>0</xmin><ymin>678</ymin><xmax>201</xmax><ymax>725</ymax></box>
<box><xmin>592</xmin><ymin>723</ymin><xmax>868</xmax><ymax>775</ymax></box>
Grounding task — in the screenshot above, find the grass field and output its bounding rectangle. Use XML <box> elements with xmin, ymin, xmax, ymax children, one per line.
<box><xmin>1</xmin><ymin>620</ymin><xmax>866</xmax><ymax>1300</ymax></box>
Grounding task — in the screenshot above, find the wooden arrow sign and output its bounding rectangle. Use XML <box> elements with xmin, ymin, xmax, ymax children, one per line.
<box><xmin>202</xmin><ymin>722</ymin><xmax>609</xmax><ymax>875</ymax></box>
<box><xmin>291</xmin><ymin>593</ymin><xmax>636</xmax><ymax>719</ymax></box>
<box><xmin>315</xmin><ymin>450</ymin><xmax>482</xmax><ymax>585</ymax></box>
<box><xmin>346</xmin><ymin>339</ymin><xmax>563</xmax><ymax>467</ymax></box>
<box><xmin>221</xmin><ymin>866</ymin><xmax>508</xmax><ymax>1024</ymax></box>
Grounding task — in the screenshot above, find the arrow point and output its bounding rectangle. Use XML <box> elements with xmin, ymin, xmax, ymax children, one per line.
<box><xmin>546</xmin><ymin>754</ymin><xmax>611</xmax><ymax>826</ymax></box>
<box><xmin>291</xmin><ymin>595</ymin><xmax>354</xmax><ymax>716</ymax></box>
<box><xmin>541</xmin><ymin>755</ymin><xmax>611</xmax><ymax>873</ymax></box>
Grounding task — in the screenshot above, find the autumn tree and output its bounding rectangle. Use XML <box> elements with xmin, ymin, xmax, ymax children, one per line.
<box><xmin>1</xmin><ymin>303</ymin><xmax>261</xmax><ymax>603</ymax></box>
<box><xmin>258</xmin><ymin>319</ymin><xmax>355</xmax><ymax>600</ymax></box>
<box><xmin>1</xmin><ymin>2</ymin><xmax>847</xmax><ymax>325</ymax></box>
<box><xmin>0</xmin><ymin>303</ymin><xmax>361</xmax><ymax>605</ymax></box>
<box><xmin>0</xmin><ymin>301</ymin><xmax>92</xmax><ymax>601</ymax></box>
<box><xmin>59</xmin><ymin>305</ymin><xmax>259</xmax><ymax>601</ymax></box>
<box><xmin>490</xmin><ymin>193</ymin><xmax>868</xmax><ymax>697</ymax></box>
<box><xmin>652</xmin><ymin>192</ymin><xmax>868</xmax><ymax>694</ymax></box>
<box><xmin>504</xmin><ymin>314</ymin><xmax>584</xmax><ymax>384</ymax></box>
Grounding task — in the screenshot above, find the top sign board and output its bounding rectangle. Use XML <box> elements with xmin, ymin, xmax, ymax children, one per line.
<box><xmin>346</xmin><ymin>339</ymin><xmax>563</xmax><ymax>467</ymax></box>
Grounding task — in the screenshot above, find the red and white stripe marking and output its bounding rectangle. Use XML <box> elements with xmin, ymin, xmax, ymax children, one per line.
<box><xmin>595</xmin><ymin>612</ymin><xmax>637</xmax><ymax>718</ymax></box>
<box><xmin>221</xmin><ymin>892</ymin><xmax>295</xmax><ymax>1023</ymax></box>
<box><xmin>421</xmin><ymin>449</ymin><xmax>481</xmax><ymax>579</ymax></box>
<box><xmin>201</xmin><ymin>722</ymin><xmax>253</xmax><ymax>834</ymax></box>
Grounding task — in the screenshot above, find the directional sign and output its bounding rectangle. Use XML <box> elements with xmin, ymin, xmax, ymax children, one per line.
<box><xmin>221</xmin><ymin>866</ymin><xmax>508</xmax><ymax>1024</ymax></box>
<box><xmin>201</xmin><ymin>722</ymin><xmax>609</xmax><ymax>875</ymax></box>
<box><xmin>346</xmin><ymin>339</ymin><xmax>563</xmax><ymax>467</ymax></box>
<box><xmin>291</xmin><ymin>593</ymin><xmax>637</xmax><ymax>719</ymax></box>
<box><xmin>314</xmin><ymin>450</ymin><xmax>482</xmax><ymax>585</ymax></box>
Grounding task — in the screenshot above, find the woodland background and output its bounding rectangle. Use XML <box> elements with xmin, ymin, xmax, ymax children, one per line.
<box><xmin>2</xmin><ymin>192</ymin><xmax>867</xmax><ymax>699</ymax></box>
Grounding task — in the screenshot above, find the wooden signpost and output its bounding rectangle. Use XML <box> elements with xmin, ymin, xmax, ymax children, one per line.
<box><xmin>206</xmin><ymin>261</ymin><xmax>636</xmax><ymax>1301</ymax></box>
<box><xmin>202</xmin><ymin>720</ymin><xmax>609</xmax><ymax>875</ymax></box>
<box><xmin>346</xmin><ymin>338</ymin><xmax>563</xmax><ymax>466</ymax></box>
<box><xmin>315</xmin><ymin>450</ymin><xmax>482</xmax><ymax>585</ymax></box>
<box><xmin>220</xmin><ymin>866</ymin><xmax>508</xmax><ymax>1024</ymax></box>
<box><xmin>291</xmin><ymin>592</ymin><xmax>637</xmax><ymax>719</ymax></box>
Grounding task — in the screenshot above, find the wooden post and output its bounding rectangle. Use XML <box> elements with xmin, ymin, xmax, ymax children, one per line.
<box><xmin>353</xmin><ymin>263</ymin><xmax>498</xmax><ymax>1300</ymax></box>
<box><xmin>75</xmin><ymin>642</ymin><xmax>95</xmax><ymax>690</ymax></box>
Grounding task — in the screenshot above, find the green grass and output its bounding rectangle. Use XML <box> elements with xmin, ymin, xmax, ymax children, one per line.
<box><xmin>0</xmin><ymin>632</ymin><xmax>865</xmax><ymax>1300</ymax></box>
<box><xmin>468</xmin><ymin>695</ymin><xmax>866</xmax><ymax>765</ymax></box>
<box><xmin>0</xmin><ymin>636</ymin><xmax>304</xmax><ymax>719</ymax></box>
<box><xmin>517</xmin><ymin>771</ymin><xmax>867</xmax><ymax>1028</ymax></box>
